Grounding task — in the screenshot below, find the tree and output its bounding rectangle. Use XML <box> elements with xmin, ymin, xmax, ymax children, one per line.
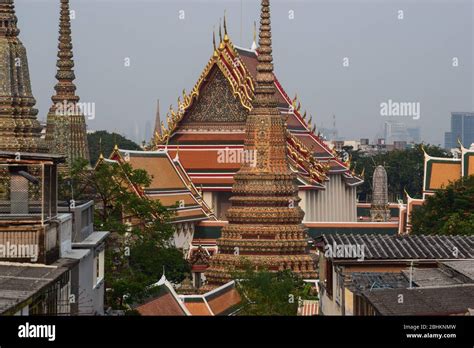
<box><xmin>410</xmin><ymin>175</ymin><xmax>474</xmax><ymax>235</ymax></box>
<box><xmin>61</xmin><ymin>158</ymin><xmax>190</xmax><ymax>309</ymax></box>
<box><xmin>350</xmin><ymin>144</ymin><xmax>450</xmax><ymax>202</ymax></box>
<box><xmin>232</xmin><ymin>260</ymin><xmax>317</xmax><ymax>316</ymax></box>
<box><xmin>87</xmin><ymin>130</ymin><xmax>141</xmax><ymax>166</ymax></box>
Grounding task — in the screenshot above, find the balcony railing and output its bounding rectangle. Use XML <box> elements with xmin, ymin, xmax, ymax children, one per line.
<box><xmin>0</xmin><ymin>163</ymin><xmax>58</xmax><ymax>225</ymax></box>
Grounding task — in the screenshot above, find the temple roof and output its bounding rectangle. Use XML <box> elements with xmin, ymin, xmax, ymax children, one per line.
<box><xmin>135</xmin><ymin>274</ymin><xmax>190</xmax><ymax>316</ymax></box>
<box><xmin>152</xmin><ymin>29</ymin><xmax>362</xmax><ymax>189</ymax></box>
<box><xmin>423</xmin><ymin>144</ymin><xmax>474</xmax><ymax>195</ymax></box>
<box><xmin>101</xmin><ymin>147</ymin><xmax>216</xmax><ymax>223</ymax></box>
<box><xmin>136</xmin><ymin>276</ymin><xmax>241</xmax><ymax>316</ymax></box>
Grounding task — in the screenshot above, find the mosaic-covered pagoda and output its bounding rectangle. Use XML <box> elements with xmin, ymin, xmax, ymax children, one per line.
<box><xmin>0</xmin><ymin>0</ymin><xmax>46</xmax><ymax>153</ymax></box>
<box><xmin>45</xmin><ymin>0</ymin><xmax>90</xmax><ymax>169</ymax></box>
<box><xmin>204</xmin><ymin>0</ymin><xmax>317</xmax><ymax>286</ymax></box>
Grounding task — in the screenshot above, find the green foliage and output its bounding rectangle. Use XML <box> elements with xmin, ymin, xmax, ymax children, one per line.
<box><xmin>87</xmin><ymin>130</ymin><xmax>141</xmax><ymax>166</ymax></box>
<box><xmin>61</xmin><ymin>158</ymin><xmax>190</xmax><ymax>309</ymax></box>
<box><xmin>350</xmin><ymin>144</ymin><xmax>450</xmax><ymax>201</ymax></box>
<box><xmin>411</xmin><ymin>175</ymin><xmax>474</xmax><ymax>235</ymax></box>
<box><xmin>232</xmin><ymin>260</ymin><xmax>317</xmax><ymax>316</ymax></box>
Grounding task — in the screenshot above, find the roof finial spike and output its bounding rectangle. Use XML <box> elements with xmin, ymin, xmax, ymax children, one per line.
<box><xmin>113</xmin><ymin>131</ymin><xmax>118</xmax><ymax>151</ymax></box>
<box><xmin>218</xmin><ymin>18</ymin><xmax>225</xmax><ymax>50</ymax></box>
<box><xmin>218</xmin><ymin>18</ymin><xmax>223</xmax><ymax>42</ymax></box>
<box><xmin>174</xmin><ymin>142</ymin><xmax>180</xmax><ymax>161</ymax></box>
<box><xmin>212</xmin><ymin>26</ymin><xmax>217</xmax><ymax>50</ymax></box>
<box><xmin>457</xmin><ymin>138</ymin><xmax>466</xmax><ymax>150</ymax></box>
<box><xmin>251</xmin><ymin>21</ymin><xmax>258</xmax><ymax>51</ymax></box>
<box><xmin>154</xmin><ymin>99</ymin><xmax>161</xmax><ymax>138</ymax></box>
<box><xmin>223</xmin><ymin>10</ymin><xmax>229</xmax><ymax>42</ymax></box>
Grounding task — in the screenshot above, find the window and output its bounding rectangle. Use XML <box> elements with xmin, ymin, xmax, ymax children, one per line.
<box><xmin>93</xmin><ymin>249</ymin><xmax>105</xmax><ymax>288</ymax></box>
<box><xmin>326</xmin><ymin>260</ymin><xmax>333</xmax><ymax>299</ymax></box>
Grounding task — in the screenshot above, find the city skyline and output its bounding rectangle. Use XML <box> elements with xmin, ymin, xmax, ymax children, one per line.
<box><xmin>15</xmin><ymin>0</ymin><xmax>474</xmax><ymax>146</ymax></box>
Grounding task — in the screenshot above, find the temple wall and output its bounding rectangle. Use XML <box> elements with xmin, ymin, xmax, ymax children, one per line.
<box><xmin>202</xmin><ymin>174</ymin><xmax>358</xmax><ymax>222</ymax></box>
<box><xmin>301</xmin><ymin>174</ymin><xmax>357</xmax><ymax>222</ymax></box>
<box><xmin>203</xmin><ymin>192</ymin><xmax>213</xmax><ymax>212</ymax></box>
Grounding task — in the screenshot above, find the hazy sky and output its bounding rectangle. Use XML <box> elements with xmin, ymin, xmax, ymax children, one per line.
<box><xmin>15</xmin><ymin>0</ymin><xmax>474</xmax><ymax>145</ymax></box>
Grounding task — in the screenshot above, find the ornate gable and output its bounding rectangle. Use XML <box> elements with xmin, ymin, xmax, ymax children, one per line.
<box><xmin>182</xmin><ymin>67</ymin><xmax>247</xmax><ymax>124</ymax></box>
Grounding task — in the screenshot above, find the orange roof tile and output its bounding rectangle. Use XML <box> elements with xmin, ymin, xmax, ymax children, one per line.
<box><xmin>136</xmin><ymin>292</ymin><xmax>187</xmax><ymax>316</ymax></box>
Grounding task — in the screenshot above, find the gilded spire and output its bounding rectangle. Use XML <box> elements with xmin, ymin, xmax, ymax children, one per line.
<box><xmin>212</xmin><ymin>27</ymin><xmax>216</xmax><ymax>51</ymax></box>
<box><xmin>223</xmin><ymin>10</ymin><xmax>229</xmax><ymax>42</ymax></box>
<box><xmin>212</xmin><ymin>27</ymin><xmax>218</xmax><ymax>58</ymax></box>
<box><xmin>218</xmin><ymin>19</ymin><xmax>223</xmax><ymax>42</ymax></box>
<box><xmin>218</xmin><ymin>19</ymin><xmax>224</xmax><ymax>50</ymax></box>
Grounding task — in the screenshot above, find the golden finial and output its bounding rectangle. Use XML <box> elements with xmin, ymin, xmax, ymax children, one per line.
<box><xmin>213</xmin><ymin>27</ymin><xmax>217</xmax><ymax>51</ymax></box>
<box><xmin>223</xmin><ymin>10</ymin><xmax>229</xmax><ymax>42</ymax></box>
<box><xmin>113</xmin><ymin>133</ymin><xmax>118</xmax><ymax>151</ymax></box>
<box><xmin>308</xmin><ymin>116</ymin><xmax>312</xmax><ymax>126</ymax></box>
<box><xmin>218</xmin><ymin>19</ymin><xmax>223</xmax><ymax>42</ymax></box>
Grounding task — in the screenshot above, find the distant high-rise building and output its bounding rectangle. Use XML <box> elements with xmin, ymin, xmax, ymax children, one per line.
<box><xmin>383</xmin><ymin>121</ymin><xmax>420</xmax><ymax>144</ymax></box>
<box><xmin>444</xmin><ymin>112</ymin><xmax>474</xmax><ymax>149</ymax></box>
<box><xmin>406</xmin><ymin>127</ymin><xmax>421</xmax><ymax>143</ymax></box>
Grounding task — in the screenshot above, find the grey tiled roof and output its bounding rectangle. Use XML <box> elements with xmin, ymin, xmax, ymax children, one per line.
<box><xmin>362</xmin><ymin>285</ymin><xmax>474</xmax><ymax>315</ymax></box>
<box><xmin>319</xmin><ymin>234</ymin><xmax>474</xmax><ymax>260</ymax></box>
<box><xmin>0</xmin><ymin>263</ymin><xmax>69</xmax><ymax>314</ymax></box>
